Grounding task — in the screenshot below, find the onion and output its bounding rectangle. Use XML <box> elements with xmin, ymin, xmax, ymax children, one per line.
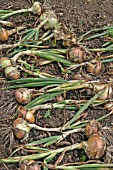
<box><xmin>13</xmin><ymin>118</ymin><xmax>26</xmax><ymax>139</ymax></box>
<box><xmin>15</xmin><ymin>88</ymin><xmax>32</xmax><ymax>104</ymax></box>
<box><xmin>86</xmin><ymin>119</ymin><xmax>101</xmax><ymax>138</ymax></box>
<box><xmin>86</xmin><ymin>60</ymin><xmax>102</xmax><ymax>74</ymax></box>
<box><xmin>0</xmin><ymin>57</ymin><xmax>12</xmax><ymax>69</ymax></box>
<box><xmin>4</xmin><ymin>66</ymin><xmax>21</xmax><ymax>80</ymax></box>
<box><xmin>40</xmin><ymin>10</ymin><xmax>58</xmax><ymax>30</ymax></box>
<box><xmin>93</xmin><ymin>83</ymin><xmax>112</xmax><ymax>100</ymax></box>
<box><xmin>13</xmin><ymin>118</ymin><xmax>31</xmax><ymax>139</ymax></box>
<box><xmin>104</xmin><ymin>102</ymin><xmax>113</xmax><ymax>111</ymax></box>
<box><xmin>20</xmin><ymin>160</ymin><xmax>41</xmax><ymax>170</ymax></box>
<box><xmin>84</xmin><ymin>134</ymin><xmax>106</xmax><ymax>159</ymax></box>
<box><xmin>31</xmin><ymin>2</ymin><xmax>43</xmax><ymax>16</ymax></box>
<box><xmin>17</xmin><ymin>106</ymin><xmax>35</xmax><ymax>123</ymax></box>
<box><xmin>0</xmin><ymin>28</ymin><xmax>9</xmax><ymax>41</ymax></box>
<box><xmin>68</xmin><ymin>47</ymin><xmax>86</xmax><ymax>63</ymax></box>
<box><xmin>0</xmin><ymin>26</ymin><xmax>26</xmax><ymax>42</ymax></box>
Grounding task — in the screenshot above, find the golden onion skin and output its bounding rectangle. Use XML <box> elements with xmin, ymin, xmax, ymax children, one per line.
<box><xmin>0</xmin><ymin>28</ymin><xmax>9</xmax><ymax>41</ymax></box>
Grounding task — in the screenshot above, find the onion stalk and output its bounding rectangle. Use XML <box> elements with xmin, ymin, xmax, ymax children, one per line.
<box><xmin>1</xmin><ymin>48</ymin><xmax>68</xmax><ymax>79</ymax></box>
<box><xmin>2</xmin><ymin>79</ymin><xmax>112</xmax><ymax>108</ymax></box>
<box><xmin>0</xmin><ymin>20</ymin><xmax>14</xmax><ymax>27</ymax></box>
<box><xmin>9</xmin><ymin>49</ymin><xmax>71</xmax><ymax>66</ymax></box>
<box><xmin>0</xmin><ymin>2</ymin><xmax>43</xmax><ymax>20</ymax></box>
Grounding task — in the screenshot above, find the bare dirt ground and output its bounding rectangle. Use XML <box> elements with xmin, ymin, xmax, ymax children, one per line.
<box><xmin>1</xmin><ymin>0</ymin><xmax>113</xmax><ymax>169</ymax></box>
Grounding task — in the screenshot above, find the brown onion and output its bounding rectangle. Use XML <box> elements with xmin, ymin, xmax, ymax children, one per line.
<box><xmin>86</xmin><ymin>60</ymin><xmax>102</xmax><ymax>74</ymax></box>
<box><xmin>93</xmin><ymin>83</ymin><xmax>112</xmax><ymax>100</ymax></box>
<box><xmin>17</xmin><ymin>106</ymin><xmax>35</xmax><ymax>123</ymax></box>
<box><xmin>4</xmin><ymin>66</ymin><xmax>21</xmax><ymax>80</ymax></box>
<box><xmin>0</xmin><ymin>26</ymin><xmax>26</xmax><ymax>42</ymax></box>
<box><xmin>104</xmin><ymin>102</ymin><xmax>113</xmax><ymax>111</ymax></box>
<box><xmin>68</xmin><ymin>47</ymin><xmax>86</xmax><ymax>63</ymax></box>
<box><xmin>15</xmin><ymin>88</ymin><xmax>32</xmax><ymax>104</ymax></box>
<box><xmin>86</xmin><ymin>119</ymin><xmax>101</xmax><ymax>138</ymax></box>
<box><xmin>84</xmin><ymin>134</ymin><xmax>106</xmax><ymax>159</ymax></box>
<box><xmin>20</xmin><ymin>160</ymin><xmax>41</xmax><ymax>170</ymax></box>
<box><xmin>13</xmin><ymin>118</ymin><xmax>31</xmax><ymax>139</ymax></box>
<box><xmin>13</xmin><ymin>118</ymin><xmax>26</xmax><ymax>139</ymax></box>
<box><xmin>0</xmin><ymin>28</ymin><xmax>9</xmax><ymax>41</ymax></box>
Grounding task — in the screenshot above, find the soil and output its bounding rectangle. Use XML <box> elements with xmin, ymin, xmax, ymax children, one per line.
<box><xmin>1</xmin><ymin>0</ymin><xmax>113</xmax><ymax>169</ymax></box>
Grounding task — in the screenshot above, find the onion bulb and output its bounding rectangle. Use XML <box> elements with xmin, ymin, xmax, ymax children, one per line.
<box><xmin>86</xmin><ymin>60</ymin><xmax>102</xmax><ymax>74</ymax></box>
<box><xmin>31</xmin><ymin>2</ymin><xmax>43</xmax><ymax>16</ymax></box>
<box><xmin>0</xmin><ymin>28</ymin><xmax>9</xmax><ymax>41</ymax></box>
<box><xmin>93</xmin><ymin>83</ymin><xmax>112</xmax><ymax>100</ymax></box>
<box><xmin>86</xmin><ymin>119</ymin><xmax>101</xmax><ymax>138</ymax></box>
<box><xmin>68</xmin><ymin>47</ymin><xmax>86</xmax><ymax>63</ymax></box>
<box><xmin>40</xmin><ymin>10</ymin><xmax>58</xmax><ymax>30</ymax></box>
<box><xmin>0</xmin><ymin>57</ymin><xmax>12</xmax><ymax>69</ymax></box>
<box><xmin>13</xmin><ymin>118</ymin><xmax>31</xmax><ymax>139</ymax></box>
<box><xmin>17</xmin><ymin>106</ymin><xmax>35</xmax><ymax>123</ymax></box>
<box><xmin>20</xmin><ymin>160</ymin><xmax>41</xmax><ymax>170</ymax></box>
<box><xmin>15</xmin><ymin>88</ymin><xmax>32</xmax><ymax>104</ymax></box>
<box><xmin>104</xmin><ymin>102</ymin><xmax>113</xmax><ymax>111</ymax></box>
<box><xmin>13</xmin><ymin>118</ymin><xmax>26</xmax><ymax>139</ymax></box>
<box><xmin>0</xmin><ymin>26</ymin><xmax>26</xmax><ymax>42</ymax></box>
<box><xmin>4</xmin><ymin>66</ymin><xmax>21</xmax><ymax>80</ymax></box>
<box><xmin>84</xmin><ymin>134</ymin><xmax>106</xmax><ymax>159</ymax></box>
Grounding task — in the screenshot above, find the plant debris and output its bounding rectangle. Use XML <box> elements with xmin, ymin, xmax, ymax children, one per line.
<box><xmin>1</xmin><ymin>0</ymin><xmax>113</xmax><ymax>169</ymax></box>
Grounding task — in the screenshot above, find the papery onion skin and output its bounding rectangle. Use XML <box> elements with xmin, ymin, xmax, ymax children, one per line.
<box><xmin>13</xmin><ymin>118</ymin><xmax>26</xmax><ymax>139</ymax></box>
<box><xmin>15</xmin><ymin>88</ymin><xmax>32</xmax><ymax>104</ymax></box>
<box><xmin>86</xmin><ymin>119</ymin><xmax>101</xmax><ymax>138</ymax></box>
<box><xmin>93</xmin><ymin>83</ymin><xmax>112</xmax><ymax>100</ymax></box>
<box><xmin>104</xmin><ymin>102</ymin><xmax>113</xmax><ymax>111</ymax></box>
<box><xmin>20</xmin><ymin>160</ymin><xmax>41</xmax><ymax>170</ymax></box>
<box><xmin>40</xmin><ymin>11</ymin><xmax>58</xmax><ymax>30</ymax></box>
<box><xmin>86</xmin><ymin>60</ymin><xmax>102</xmax><ymax>74</ymax></box>
<box><xmin>69</xmin><ymin>47</ymin><xmax>86</xmax><ymax>63</ymax></box>
<box><xmin>17</xmin><ymin>106</ymin><xmax>35</xmax><ymax>124</ymax></box>
<box><xmin>84</xmin><ymin>134</ymin><xmax>106</xmax><ymax>159</ymax></box>
<box><xmin>32</xmin><ymin>2</ymin><xmax>43</xmax><ymax>16</ymax></box>
<box><xmin>4</xmin><ymin>66</ymin><xmax>21</xmax><ymax>80</ymax></box>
